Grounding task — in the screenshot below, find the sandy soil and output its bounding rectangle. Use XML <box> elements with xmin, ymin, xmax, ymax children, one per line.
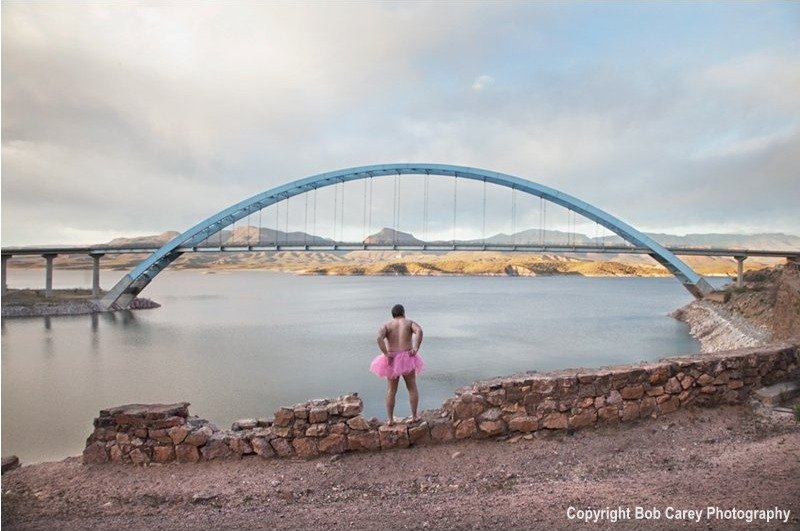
<box><xmin>3</xmin><ymin>404</ymin><xmax>798</xmax><ymax>531</ymax></box>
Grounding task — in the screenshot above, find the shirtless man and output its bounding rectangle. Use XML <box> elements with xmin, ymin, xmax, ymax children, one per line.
<box><xmin>374</xmin><ymin>304</ymin><xmax>424</xmax><ymax>425</ymax></box>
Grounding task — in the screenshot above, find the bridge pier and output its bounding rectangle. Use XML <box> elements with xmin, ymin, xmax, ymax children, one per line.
<box><xmin>735</xmin><ymin>255</ymin><xmax>746</xmax><ymax>288</ymax></box>
<box><xmin>91</xmin><ymin>253</ymin><xmax>105</xmax><ymax>298</ymax></box>
<box><xmin>1</xmin><ymin>254</ymin><xmax>9</xmax><ymax>296</ymax></box>
<box><xmin>43</xmin><ymin>253</ymin><xmax>57</xmax><ymax>299</ymax></box>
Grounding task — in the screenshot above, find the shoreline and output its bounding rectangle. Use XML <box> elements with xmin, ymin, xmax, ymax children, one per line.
<box><xmin>1</xmin><ymin>289</ymin><xmax>161</xmax><ymax>318</ymax></box>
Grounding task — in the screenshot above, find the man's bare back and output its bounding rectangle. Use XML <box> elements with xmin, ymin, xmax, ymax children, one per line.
<box><xmin>377</xmin><ymin>316</ymin><xmax>423</xmax><ymax>355</ymax></box>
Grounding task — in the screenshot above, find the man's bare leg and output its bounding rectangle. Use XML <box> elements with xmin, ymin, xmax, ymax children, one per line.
<box><xmin>403</xmin><ymin>372</ymin><xmax>419</xmax><ymax>421</ymax></box>
<box><xmin>386</xmin><ymin>377</ymin><xmax>400</xmax><ymax>425</ymax></box>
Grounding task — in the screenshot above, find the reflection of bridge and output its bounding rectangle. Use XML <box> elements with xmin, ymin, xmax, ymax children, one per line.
<box><xmin>3</xmin><ymin>163</ymin><xmax>797</xmax><ymax>307</ymax></box>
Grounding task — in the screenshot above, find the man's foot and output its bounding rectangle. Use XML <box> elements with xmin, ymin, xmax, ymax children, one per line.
<box><xmin>386</xmin><ymin>418</ymin><xmax>395</xmax><ymax>426</ymax></box>
<box><xmin>411</xmin><ymin>415</ymin><xmax>420</xmax><ymax>423</ymax></box>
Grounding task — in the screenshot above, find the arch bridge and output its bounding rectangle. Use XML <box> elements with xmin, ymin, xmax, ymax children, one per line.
<box><xmin>95</xmin><ymin>163</ymin><xmax>714</xmax><ymax>309</ymax></box>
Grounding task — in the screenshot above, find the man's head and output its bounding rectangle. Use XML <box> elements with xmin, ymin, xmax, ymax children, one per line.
<box><xmin>391</xmin><ymin>304</ymin><xmax>405</xmax><ymax>318</ymax></box>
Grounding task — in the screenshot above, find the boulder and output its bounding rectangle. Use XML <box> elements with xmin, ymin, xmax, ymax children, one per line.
<box><xmin>348</xmin><ymin>431</ymin><xmax>380</xmax><ymax>452</ymax></box>
<box><xmin>318</xmin><ymin>433</ymin><xmax>348</xmax><ymax>454</ymax></box>
<box><xmin>83</xmin><ymin>442</ymin><xmax>109</xmax><ymax>464</ymax></box>
<box><xmin>250</xmin><ymin>437</ymin><xmax>275</xmax><ymax>458</ymax></box>
<box><xmin>153</xmin><ymin>445</ymin><xmax>176</xmax><ymax>463</ymax></box>
<box><xmin>292</xmin><ymin>438</ymin><xmax>319</xmax><ymax>459</ymax></box>
<box><xmin>175</xmin><ymin>444</ymin><xmax>201</xmax><ymax>463</ymax></box>
<box><xmin>184</xmin><ymin>426</ymin><xmax>213</xmax><ymax>447</ymax></box>
<box><xmin>379</xmin><ymin>424</ymin><xmax>409</xmax><ymax>449</ymax></box>
<box><xmin>2</xmin><ymin>455</ymin><xmax>20</xmax><ymax>474</ymax></box>
<box><xmin>201</xmin><ymin>435</ymin><xmax>233</xmax><ymax>460</ymax></box>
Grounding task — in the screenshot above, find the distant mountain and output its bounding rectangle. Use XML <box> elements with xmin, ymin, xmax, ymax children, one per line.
<box><xmin>473</xmin><ymin>228</ymin><xmax>593</xmax><ymax>246</ymax></box>
<box><xmin>208</xmin><ymin>226</ymin><xmax>333</xmax><ymax>246</ymax></box>
<box><xmin>105</xmin><ymin>231</ymin><xmax>179</xmax><ymax>247</ymax></box>
<box><xmin>102</xmin><ymin>227</ymin><xmax>333</xmax><ymax>247</ymax></box>
<box><xmin>97</xmin><ymin>227</ymin><xmax>798</xmax><ymax>251</ymax></box>
<box><xmin>363</xmin><ymin>228</ymin><xmax>424</xmax><ymax>245</ymax></box>
<box><xmin>8</xmin><ymin>226</ymin><xmax>794</xmax><ymax>275</ymax></box>
<box><xmin>597</xmin><ymin>232</ymin><xmax>800</xmax><ymax>250</ymax></box>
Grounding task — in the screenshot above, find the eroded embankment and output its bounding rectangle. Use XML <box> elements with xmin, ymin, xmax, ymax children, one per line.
<box><xmin>672</xmin><ymin>262</ymin><xmax>800</xmax><ymax>353</ymax></box>
<box><xmin>671</xmin><ymin>300</ymin><xmax>771</xmax><ymax>353</ymax></box>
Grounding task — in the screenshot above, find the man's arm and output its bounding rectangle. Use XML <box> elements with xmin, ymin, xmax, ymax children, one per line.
<box><xmin>411</xmin><ymin>321</ymin><xmax>423</xmax><ymax>354</ymax></box>
<box><xmin>377</xmin><ymin>324</ymin><xmax>389</xmax><ymax>356</ymax></box>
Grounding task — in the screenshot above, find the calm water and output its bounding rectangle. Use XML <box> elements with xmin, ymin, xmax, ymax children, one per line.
<box><xmin>2</xmin><ymin>269</ymin><xmax>715</xmax><ymax>464</ymax></box>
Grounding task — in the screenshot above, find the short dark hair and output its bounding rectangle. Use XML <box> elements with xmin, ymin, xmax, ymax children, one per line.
<box><xmin>391</xmin><ymin>304</ymin><xmax>405</xmax><ymax>318</ymax></box>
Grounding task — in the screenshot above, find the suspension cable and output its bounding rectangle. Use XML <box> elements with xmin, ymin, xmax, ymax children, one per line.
<box><xmin>304</xmin><ymin>192</ymin><xmax>309</xmax><ymax>247</ymax></box>
<box><xmin>362</xmin><ymin>178</ymin><xmax>368</xmax><ymax>242</ymax></box>
<box><xmin>274</xmin><ymin>199</ymin><xmax>280</xmax><ymax>246</ymax></box>
<box><xmin>395</xmin><ymin>172</ymin><xmax>400</xmax><ymax>242</ymax></box>
<box><xmin>246</xmin><ymin>212</ymin><xmax>251</xmax><ymax>246</ymax></box>
<box><xmin>511</xmin><ymin>187</ymin><xmax>517</xmax><ymax>246</ymax></box>
<box><xmin>393</xmin><ymin>173</ymin><xmax>399</xmax><ymax>245</ymax></box>
<box><xmin>258</xmin><ymin>206</ymin><xmax>263</xmax><ymax>247</ymax></box>
<box><xmin>452</xmin><ymin>175</ymin><xmax>458</xmax><ymax>244</ymax></box>
<box><xmin>340</xmin><ymin>180</ymin><xmax>346</xmax><ymax>243</ymax></box>
<box><xmin>312</xmin><ymin>187</ymin><xmax>318</xmax><ymax>245</ymax></box>
<box><xmin>333</xmin><ymin>182</ymin><xmax>339</xmax><ymax>242</ymax></box>
<box><xmin>542</xmin><ymin>199</ymin><xmax>547</xmax><ymax>245</ymax></box>
<box><xmin>286</xmin><ymin>195</ymin><xmax>291</xmax><ymax>244</ymax></box>
<box><xmin>423</xmin><ymin>172</ymin><xmax>429</xmax><ymax>242</ymax></box>
<box><xmin>482</xmin><ymin>178</ymin><xmax>487</xmax><ymax>245</ymax></box>
<box><xmin>368</xmin><ymin>177</ymin><xmax>373</xmax><ymax>241</ymax></box>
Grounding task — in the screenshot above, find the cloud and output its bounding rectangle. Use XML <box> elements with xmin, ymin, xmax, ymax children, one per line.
<box><xmin>2</xmin><ymin>2</ymin><xmax>799</xmax><ymax>245</ymax></box>
<box><xmin>471</xmin><ymin>75</ymin><xmax>495</xmax><ymax>91</ymax></box>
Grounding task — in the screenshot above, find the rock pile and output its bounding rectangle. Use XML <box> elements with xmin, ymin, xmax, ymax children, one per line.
<box><xmin>83</xmin><ymin>393</ymin><xmax>460</xmax><ymax>464</ymax></box>
<box><xmin>84</xmin><ymin>402</ymin><xmax>213</xmax><ymax>465</ymax></box>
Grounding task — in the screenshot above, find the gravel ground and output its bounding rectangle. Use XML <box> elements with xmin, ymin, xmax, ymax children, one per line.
<box><xmin>3</xmin><ymin>404</ymin><xmax>798</xmax><ymax>531</ymax></box>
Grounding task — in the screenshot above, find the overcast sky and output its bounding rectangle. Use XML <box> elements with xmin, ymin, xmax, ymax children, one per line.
<box><xmin>2</xmin><ymin>1</ymin><xmax>799</xmax><ymax>246</ymax></box>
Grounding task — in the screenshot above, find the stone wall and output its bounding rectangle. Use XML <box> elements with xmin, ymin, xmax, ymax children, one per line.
<box><xmin>83</xmin><ymin>343</ymin><xmax>799</xmax><ymax>465</ymax></box>
<box><xmin>443</xmin><ymin>343</ymin><xmax>798</xmax><ymax>438</ymax></box>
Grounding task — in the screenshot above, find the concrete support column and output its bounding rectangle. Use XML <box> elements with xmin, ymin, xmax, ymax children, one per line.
<box><xmin>43</xmin><ymin>253</ymin><xmax>57</xmax><ymax>299</ymax></box>
<box><xmin>91</xmin><ymin>253</ymin><xmax>105</xmax><ymax>298</ymax></box>
<box><xmin>735</xmin><ymin>256</ymin><xmax>746</xmax><ymax>288</ymax></box>
<box><xmin>1</xmin><ymin>255</ymin><xmax>10</xmax><ymax>296</ymax></box>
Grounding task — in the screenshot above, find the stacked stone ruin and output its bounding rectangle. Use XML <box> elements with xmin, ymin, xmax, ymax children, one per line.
<box><xmin>83</xmin><ymin>343</ymin><xmax>798</xmax><ymax>465</ymax></box>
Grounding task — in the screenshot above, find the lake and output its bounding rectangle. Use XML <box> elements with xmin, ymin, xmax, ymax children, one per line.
<box><xmin>1</xmin><ymin>269</ymin><xmax>717</xmax><ymax>464</ymax></box>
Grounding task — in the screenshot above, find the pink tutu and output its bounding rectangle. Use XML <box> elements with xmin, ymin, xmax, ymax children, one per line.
<box><xmin>370</xmin><ymin>350</ymin><xmax>425</xmax><ymax>379</ymax></box>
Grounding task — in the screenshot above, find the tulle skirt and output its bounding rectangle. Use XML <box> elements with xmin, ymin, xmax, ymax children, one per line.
<box><xmin>369</xmin><ymin>350</ymin><xmax>425</xmax><ymax>379</ymax></box>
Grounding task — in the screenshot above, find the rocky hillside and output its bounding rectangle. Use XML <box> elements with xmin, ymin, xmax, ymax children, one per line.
<box><xmin>720</xmin><ymin>262</ymin><xmax>800</xmax><ymax>341</ymax></box>
<box><xmin>672</xmin><ymin>261</ymin><xmax>800</xmax><ymax>351</ymax></box>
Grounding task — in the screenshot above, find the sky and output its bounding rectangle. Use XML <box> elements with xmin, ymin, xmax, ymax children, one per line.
<box><xmin>2</xmin><ymin>1</ymin><xmax>799</xmax><ymax>246</ymax></box>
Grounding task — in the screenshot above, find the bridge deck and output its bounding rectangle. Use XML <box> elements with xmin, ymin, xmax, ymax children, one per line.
<box><xmin>2</xmin><ymin>243</ymin><xmax>798</xmax><ymax>259</ymax></box>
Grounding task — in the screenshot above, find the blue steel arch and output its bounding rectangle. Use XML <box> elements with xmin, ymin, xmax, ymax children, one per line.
<box><xmin>100</xmin><ymin>163</ymin><xmax>712</xmax><ymax>309</ymax></box>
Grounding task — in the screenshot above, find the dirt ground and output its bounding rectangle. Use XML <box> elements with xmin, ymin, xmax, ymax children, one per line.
<box><xmin>3</xmin><ymin>404</ymin><xmax>798</xmax><ymax>531</ymax></box>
